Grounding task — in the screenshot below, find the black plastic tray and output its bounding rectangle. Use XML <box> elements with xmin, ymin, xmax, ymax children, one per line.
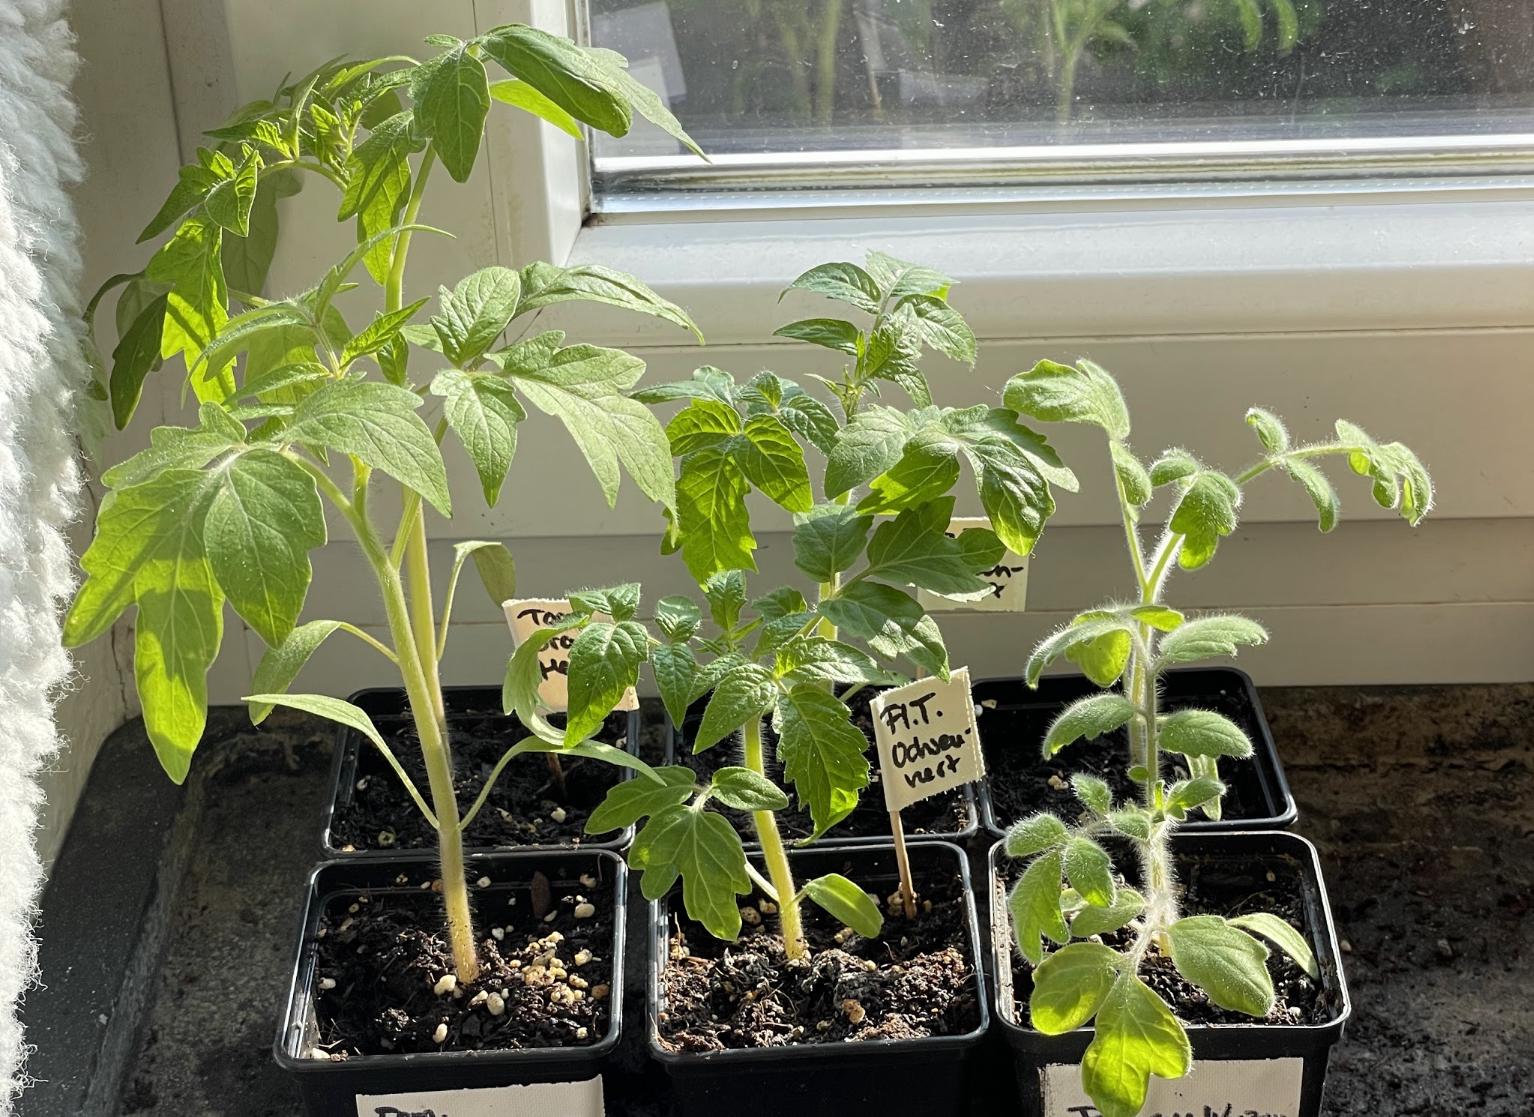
<box><xmin>988</xmin><ymin>830</ymin><xmax>1350</xmax><ymax>1117</ymax></box>
<box><xmin>274</xmin><ymin>848</ymin><xmax>627</xmax><ymax>1115</ymax></box>
<box><xmin>974</xmin><ymin>667</ymin><xmax>1297</xmax><ymax>838</ymax></box>
<box><xmin>320</xmin><ymin>685</ymin><xmax>643</xmax><ymax>858</ymax></box>
<box><xmin>648</xmin><ymin>840</ymin><xmax>990</xmax><ymax>1117</ymax></box>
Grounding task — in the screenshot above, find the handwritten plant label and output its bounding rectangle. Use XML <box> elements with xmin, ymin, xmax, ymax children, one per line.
<box><xmin>869</xmin><ymin>666</ymin><xmax>985</xmax><ymax>811</ymax></box>
<box><xmin>503</xmin><ymin>599</ymin><xmax>639</xmax><ymax>714</ymax></box>
<box><xmin>1040</xmin><ymin>1057</ymin><xmax>1303</xmax><ymax>1117</ymax></box>
<box><xmin>919</xmin><ymin>516</ymin><xmax>1028</xmax><ymax>613</ymax></box>
<box><xmin>355</xmin><ymin>1076</ymin><xmax>604</xmax><ymax>1117</ymax></box>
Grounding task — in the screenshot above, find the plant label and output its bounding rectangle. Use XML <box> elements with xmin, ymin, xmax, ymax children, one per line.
<box><xmin>355</xmin><ymin>1076</ymin><xmax>604</xmax><ymax>1116</ymax></box>
<box><xmin>870</xmin><ymin>666</ymin><xmax>985</xmax><ymax>811</ymax></box>
<box><xmin>919</xmin><ymin>517</ymin><xmax>1028</xmax><ymax>613</ymax></box>
<box><xmin>503</xmin><ymin>599</ymin><xmax>639</xmax><ymax>714</ymax></box>
<box><xmin>1040</xmin><ymin>1057</ymin><xmax>1303</xmax><ymax>1116</ymax></box>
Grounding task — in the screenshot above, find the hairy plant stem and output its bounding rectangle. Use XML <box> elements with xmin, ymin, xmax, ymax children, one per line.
<box><xmin>744</xmin><ymin>716</ymin><xmax>804</xmax><ymax>958</ymax></box>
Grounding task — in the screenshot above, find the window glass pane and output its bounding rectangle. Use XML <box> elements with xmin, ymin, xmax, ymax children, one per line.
<box><xmin>588</xmin><ymin>0</ymin><xmax>1534</xmax><ymax>181</ymax></box>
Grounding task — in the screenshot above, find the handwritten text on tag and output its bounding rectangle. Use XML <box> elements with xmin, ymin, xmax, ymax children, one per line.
<box><xmin>919</xmin><ymin>517</ymin><xmax>1028</xmax><ymax>613</ymax></box>
<box><xmin>503</xmin><ymin>599</ymin><xmax>638</xmax><ymax>714</ymax></box>
<box><xmin>870</xmin><ymin>667</ymin><xmax>985</xmax><ymax>812</ymax></box>
<box><xmin>356</xmin><ymin>1076</ymin><xmax>604</xmax><ymax>1117</ymax></box>
<box><xmin>1040</xmin><ymin>1057</ymin><xmax>1303</xmax><ymax>1117</ymax></box>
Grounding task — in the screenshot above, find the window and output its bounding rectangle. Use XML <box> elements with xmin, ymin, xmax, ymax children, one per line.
<box><xmin>586</xmin><ymin>0</ymin><xmax>1534</xmax><ymax>205</ymax></box>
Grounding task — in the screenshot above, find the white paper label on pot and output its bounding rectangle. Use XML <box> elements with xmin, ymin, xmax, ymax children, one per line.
<box><xmin>1040</xmin><ymin>1057</ymin><xmax>1304</xmax><ymax>1117</ymax></box>
<box><xmin>355</xmin><ymin>1076</ymin><xmax>603</xmax><ymax>1117</ymax></box>
<box><xmin>503</xmin><ymin>598</ymin><xmax>639</xmax><ymax>714</ymax></box>
<box><xmin>917</xmin><ymin>517</ymin><xmax>1028</xmax><ymax>613</ymax></box>
<box><xmin>869</xmin><ymin>666</ymin><xmax>985</xmax><ymax>812</ymax></box>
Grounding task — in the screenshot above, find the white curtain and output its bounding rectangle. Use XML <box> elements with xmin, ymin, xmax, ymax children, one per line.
<box><xmin>0</xmin><ymin>0</ymin><xmax>86</xmax><ymax>1110</ymax></box>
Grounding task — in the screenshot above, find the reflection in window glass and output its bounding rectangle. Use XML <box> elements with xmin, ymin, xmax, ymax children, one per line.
<box><xmin>588</xmin><ymin>0</ymin><xmax>1534</xmax><ymax>176</ymax></box>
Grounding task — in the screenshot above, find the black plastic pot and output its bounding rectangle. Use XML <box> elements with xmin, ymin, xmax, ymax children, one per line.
<box><xmin>666</xmin><ymin>705</ymin><xmax>981</xmax><ymax>848</ymax></box>
<box><xmin>989</xmin><ymin>831</ymin><xmax>1350</xmax><ymax>1117</ymax></box>
<box><xmin>320</xmin><ymin>686</ymin><xmax>643</xmax><ymax>858</ymax></box>
<box><xmin>648</xmin><ymin>840</ymin><xmax>990</xmax><ymax>1117</ymax></box>
<box><xmin>975</xmin><ymin>667</ymin><xmax>1297</xmax><ymax>838</ymax></box>
<box><xmin>274</xmin><ymin>848</ymin><xmax>627</xmax><ymax>1116</ymax></box>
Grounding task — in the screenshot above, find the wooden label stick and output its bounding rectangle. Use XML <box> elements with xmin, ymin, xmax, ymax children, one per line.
<box><xmin>889</xmin><ymin>809</ymin><xmax>918</xmax><ymax>919</ymax></box>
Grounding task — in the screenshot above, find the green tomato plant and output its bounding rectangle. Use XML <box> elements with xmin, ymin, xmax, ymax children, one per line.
<box><xmin>503</xmin><ymin>254</ymin><xmax>1078</xmax><ymax>956</ymax></box>
<box><xmin>65</xmin><ymin>26</ymin><xmax>706</xmax><ymax>987</ymax></box>
<box><xmin>998</xmin><ymin>358</ymin><xmax>1432</xmax><ymax>1116</ymax></box>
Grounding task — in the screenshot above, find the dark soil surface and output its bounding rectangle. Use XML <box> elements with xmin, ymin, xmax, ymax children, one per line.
<box><xmin>976</xmin><ymin>673</ymin><xmax>1273</xmax><ymax>828</ymax></box>
<box><xmin>311</xmin><ymin>864</ymin><xmax>615</xmax><ymax>1056</ymax></box>
<box><xmin>657</xmin><ymin>858</ymin><xmax>981</xmax><ymax>1051</ymax></box>
<box><xmin>1001</xmin><ymin>848</ymin><xmax>1335</xmax><ymax>1029</ymax></box>
<box><xmin>89</xmin><ymin>685</ymin><xmax>1533</xmax><ymax>1116</ymax></box>
<box><xmin>674</xmin><ymin>699</ymin><xmax>974</xmax><ymax>844</ymax></box>
<box><xmin>329</xmin><ymin>707</ymin><xmax>632</xmax><ymax>852</ymax></box>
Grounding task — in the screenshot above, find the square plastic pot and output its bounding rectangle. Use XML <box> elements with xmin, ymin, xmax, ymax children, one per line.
<box><xmin>988</xmin><ymin>831</ymin><xmax>1350</xmax><ymax>1117</ymax></box>
<box><xmin>274</xmin><ymin>848</ymin><xmax>626</xmax><ymax>1115</ymax></box>
<box><xmin>648</xmin><ymin>840</ymin><xmax>990</xmax><ymax>1117</ymax></box>
<box><xmin>665</xmin><ymin>705</ymin><xmax>981</xmax><ymax>848</ymax></box>
<box><xmin>975</xmin><ymin>667</ymin><xmax>1297</xmax><ymax>838</ymax></box>
<box><xmin>319</xmin><ymin>686</ymin><xmax>642</xmax><ymax>858</ymax></box>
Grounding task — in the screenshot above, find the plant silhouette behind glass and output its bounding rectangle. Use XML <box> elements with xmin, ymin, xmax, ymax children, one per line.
<box><xmin>999</xmin><ymin>358</ymin><xmax>1431</xmax><ymax>1116</ymax></box>
<box><xmin>66</xmin><ymin>27</ymin><xmax>704</xmax><ymax>987</ymax></box>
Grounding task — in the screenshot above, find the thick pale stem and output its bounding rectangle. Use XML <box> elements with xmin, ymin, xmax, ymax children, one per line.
<box><xmin>405</xmin><ymin>505</ymin><xmax>448</xmax><ymax>730</ymax></box>
<box><xmin>743</xmin><ymin>717</ymin><xmax>804</xmax><ymax>958</ymax></box>
<box><xmin>386</xmin><ymin>147</ymin><xmax>435</xmax><ymax>313</ymax></box>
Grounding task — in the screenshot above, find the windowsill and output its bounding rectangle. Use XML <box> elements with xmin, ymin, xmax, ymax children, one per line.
<box><xmin>547</xmin><ymin>183</ymin><xmax>1534</xmax><ymax>349</ymax></box>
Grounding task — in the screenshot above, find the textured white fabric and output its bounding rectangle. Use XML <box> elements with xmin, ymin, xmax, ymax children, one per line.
<box><xmin>0</xmin><ymin>0</ymin><xmax>86</xmax><ymax>1110</ymax></box>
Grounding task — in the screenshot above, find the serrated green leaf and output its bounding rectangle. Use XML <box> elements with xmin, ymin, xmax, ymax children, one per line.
<box><xmin>675</xmin><ymin>445</ymin><xmax>755</xmax><ymax>582</ymax></box>
<box><xmin>585</xmin><ymin>45</ymin><xmax>703</xmax><ymax>154</ymax></box>
<box><xmin>820</xmin><ymin>581</ymin><xmax>948</xmax><ymax>679</ymax></box>
<box><xmin>138</xmin><ymin>162</ymin><xmax>218</xmax><ymax>243</ymax></box>
<box><xmin>410</xmin><ymin>43</ymin><xmax>490</xmax><ymax>182</ymax></box>
<box><xmin>1029</xmin><ymin>941</ymin><xmax>1121</xmax><ymax>1034</ymax></box>
<box><xmin>1166</xmin><ymin>915</ymin><xmax>1274</xmax><ymax>1016</ymax></box>
<box><xmin>1063</xmin><ymin>836</ymin><xmax>1115</xmax><ymax>908</ymax></box>
<box><xmin>864</xmin><ymin>497</ymin><xmax>991</xmax><ymax>597</ymax></box>
<box><xmin>777</xmin><ymin>684</ymin><xmax>870</xmax><ymax>839</ymax></box>
<box><xmin>1081</xmin><ymin>973</ymin><xmax>1191</xmax><ymax>1117</ymax></box>
<box><xmin>477</xmin><ymin>24</ymin><xmax>631</xmax><ymax>135</ymax></box>
<box><xmin>905</xmin><ymin>294</ymin><xmax>976</xmax><ymax>364</ymax></box>
<box><xmin>775</xmin><ymin>637</ymin><xmax>900</xmax><ymax>688</ymax></box>
<box><xmin>247</xmin><ymin>619</ymin><xmax>343</xmax><ymax>724</ymax></box>
<box><xmin>1071</xmin><ymin>888</ymin><xmax>1146</xmax><ymax>938</ymax></box>
<box><xmin>286</xmin><ymin>380</ymin><xmax>451</xmax><ymax>514</ymax></box>
<box><xmin>650</xmin><ymin>642</ymin><xmax>697</xmax><ymax>730</ymax></box>
<box><xmin>203</xmin><ymin>145</ymin><xmax>261</xmax><ymax>236</ymax></box>
<box><xmin>782</xmin><ymin>260</ymin><xmax>881</xmax><ymax>314</ymax></box>
<box><xmin>341</xmin><ymin>299</ymin><xmax>430</xmax><ymax>367</ymax></box>
<box><xmin>1010</xmin><ymin>851</ymin><xmax>1068</xmax><ymax>965</ymax></box>
<box><xmin>1170</xmin><ymin>470</ymin><xmax>1241</xmax><ymax>569</ymax></box>
<box><xmin>866</xmin><ymin>252</ymin><xmax>952</xmax><ymax>300</ymax></box>
<box><xmin>563</xmin><ymin>619</ymin><xmax>648</xmax><ymax>744</ymax></box>
<box><xmin>1165</xmin><ymin>775</ymin><xmax>1225</xmax><ymax>817</ymax></box>
<box><xmin>738</xmin><ymin>414</ymin><xmax>812</xmax><ymax>512</ymax></box>
<box><xmin>146</xmin><ymin>215</ymin><xmax>228</xmax><ymax>384</ymax></box>
<box><xmin>802</xmin><ymin>873</ymin><xmax>882</xmax><ymax>937</ymax></box>
<box><xmin>1043</xmin><ymin>694</ymin><xmax>1136</xmax><ymax>758</ymax></box>
<box><xmin>109</xmin><ymin>294</ymin><xmax>169</xmax><ymax>431</ymax></box>
<box><xmin>792</xmin><ymin>503</ymin><xmax>873</xmax><ymax>583</ymax></box>
<box><xmin>488</xmin><ymin>77</ymin><xmax>581</xmax><ymax>137</ymax></box>
<box><xmin>1158</xmin><ymin>708</ymin><xmax>1255</xmax><ymax>759</ymax></box>
<box><xmin>655</xmin><ymin>595</ymin><xmax>702</xmax><ymax>642</ymax></box>
<box><xmin>667</xmin><ymin>398</ymin><xmax>741</xmax><ymax>455</ymax></box>
<box><xmin>1148</xmin><ymin>448</ymin><xmax>1199</xmax><ymax>486</ymax></box>
<box><xmin>517</xmin><ymin>261</ymin><xmax>701</xmax><ymax>340</ymax></box>
<box><xmin>773</xmin><ymin>317</ymin><xmax>860</xmax><ymax>355</ymax></box>
<box><xmin>704</xmin><ymin>570</ymin><xmax>746</xmax><ymax>632</ymax></box>
<box><xmin>825</xmin><ymin>406</ymin><xmax>915</xmax><ymax>498</ymax></box>
<box><xmin>204</xmin><ymin>449</ymin><xmax>324</xmax><ymax>647</ymax></box>
<box><xmin>1006</xmin><ymin>812</ymin><xmax>1069</xmax><ymax>857</ymax></box>
<box><xmin>567</xmin><ymin>583</ymin><xmax>641</xmax><ymax>620</ymax></box>
<box><xmin>780</xmin><ymin>393</ymin><xmax>840</xmax><ymax>456</ymax></box>
<box><xmin>694</xmin><ymin>663</ymin><xmax>776</xmax><ymax>752</ymax></box>
<box><xmin>1229</xmin><ymin>912</ymin><xmax>1319</xmax><ymax>979</ymax></box>
<box><xmin>642</xmin><ymin>806</ymin><xmax>751</xmax><ymax>939</ymax></box>
<box><xmin>1002</xmin><ymin>358</ymin><xmax>1130</xmax><ymax>441</ymax></box>
<box><xmin>432</xmin><ymin>266</ymin><xmax>522</xmax><ymax>367</ymax></box>
<box><xmin>1157</xmin><ymin>614</ymin><xmax>1268</xmax><ymax>664</ymax></box>
<box><xmin>431</xmin><ymin>369</ymin><xmax>525</xmax><ymax>506</ymax></box>
<box><xmin>585</xmin><ymin>764</ymin><xmax>695</xmax><ymax>833</ymax></box>
<box><xmin>710</xmin><ymin>766</ymin><xmax>790</xmax><ymax>812</ymax></box>
<box><xmin>859</xmin><ymin>431</ymin><xmax>963</xmax><ymax>514</ymax></box>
